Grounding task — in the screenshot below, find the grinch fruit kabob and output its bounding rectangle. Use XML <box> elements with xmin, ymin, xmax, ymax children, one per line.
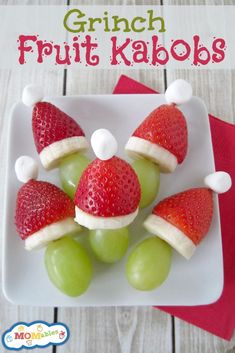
<box><xmin>15</xmin><ymin>156</ymin><xmax>92</xmax><ymax>297</ymax></box>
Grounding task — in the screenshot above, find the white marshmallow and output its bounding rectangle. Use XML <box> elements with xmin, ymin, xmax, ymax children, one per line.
<box><xmin>15</xmin><ymin>156</ymin><xmax>38</xmax><ymax>183</ymax></box>
<box><xmin>204</xmin><ymin>171</ymin><xmax>232</xmax><ymax>194</ymax></box>
<box><xmin>22</xmin><ymin>84</ymin><xmax>44</xmax><ymax>107</ymax></box>
<box><xmin>165</xmin><ymin>79</ymin><xmax>192</xmax><ymax>105</ymax></box>
<box><xmin>91</xmin><ymin>129</ymin><xmax>118</xmax><ymax>160</ymax></box>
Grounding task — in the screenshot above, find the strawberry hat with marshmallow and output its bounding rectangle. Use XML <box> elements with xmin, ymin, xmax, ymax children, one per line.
<box><xmin>15</xmin><ymin>156</ymin><xmax>80</xmax><ymax>251</ymax></box>
<box><xmin>22</xmin><ymin>84</ymin><xmax>89</xmax><ymax>170</ymax></box>
<box><xmin>125</xmin><ymin>79</ymin><xmax>192</xmax><ymax>173</ymax></box>
<box><xmin>144</xmin><ymin>171</ymin><xmax>232</xmax><ymax>259</ymax></box>
<box><xmin>74</xmin><ymin>129</ymin><xmax>141</xmax><ymax>230</ymax></box>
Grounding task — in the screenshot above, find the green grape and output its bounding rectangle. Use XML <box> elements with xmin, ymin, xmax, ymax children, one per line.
<box><xmin>131</xmin><ymin>159</ymin><xmax>160</xmax><ymax>208</ymax></box>
<box><xmin>89</xmin><ymin>228</ymin><xmax>129</xmax><ymax>263</ymax></box>
<box><xmin>59</xmin><ymin>153</ymin><xmax>90</xmax><ymax>199</ymax></box>
<box><xmin>45</xmin><ymin>236</ymin><xmax>93</xmax><ymax>297</ymax></box>
<box><xmin>126</xmin><ymin>236</ymin><xmax>172</xmax><ymax>291</ymax></box>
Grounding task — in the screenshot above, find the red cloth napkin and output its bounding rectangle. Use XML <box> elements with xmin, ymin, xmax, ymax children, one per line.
<box><xmin>113</xmin><ymin>75</ymin><xmax>235</xmax><ymax>341</ymax></box>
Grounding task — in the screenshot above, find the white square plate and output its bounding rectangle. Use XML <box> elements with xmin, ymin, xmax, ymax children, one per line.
<box><xmin>2</xmin><ymin>94</ymin><xmax>223</xmax><ymax>307</ymax></box>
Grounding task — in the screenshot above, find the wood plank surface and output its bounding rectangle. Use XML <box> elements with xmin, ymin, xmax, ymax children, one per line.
<box><xmin>0</xmin><ymin>69</ymin><xmax>65</xmax><ymax>352</ymax></box>
<box><xmin>166</xmin><ymin>0</ymin><xmax>235</xmax><ymax>351</ymax></box>
<box><xmin>165</xmin><ymin>69</ymin><xmax>235</xmax><ymax>353</ymax></box>
<box><xmin>0</xmin><ymin>3</ymin><xmax>66</xmax><ymax>353</ymax></box>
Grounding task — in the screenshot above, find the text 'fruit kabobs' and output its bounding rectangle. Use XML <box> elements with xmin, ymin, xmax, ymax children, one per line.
<box><xmin>14</xmin><ymin>80</ymin><xmax>232</xmax><ymax>297</ymax></box>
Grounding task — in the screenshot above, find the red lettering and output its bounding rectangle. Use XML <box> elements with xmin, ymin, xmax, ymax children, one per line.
<box><xmin>171</xmin><ymin>39</ymin><xmax>191</xmax><ymax>61</ymax></box>
<box><xmin>72</xmin><ymin>36</ymin><xmax>81</xmax><ymax>63</ymax></box>
<box><xmin>193</xmin><ymin>35</ymin><xmax>210</xmax><ymax>66</ymax></box>
<box><xmin>132</xmin><ymin>40</ymin><xmax>148</xmax><ymax>63</ymax></box>
<box><xmin>111</xmin><ymin>36</ymin><xmax>131</xmax><ymax>66</ymax></box>
<box><xmin>81</xmin><ymin>35</ymin><xmax>99</xmax><ymax>66</ymax></box>
<box><xmin>212</xmin><ymin>38</ymin><xmax>226</xmax><ymax>63</ymax></box>
<box><xmin>152</xmin><ymin>35</ymin><xmax>169</xmax><ymax>65</ymax></box>
<box><xmin>36</xmin><ymin>41</ymin><xmax>53</xmax><ymax>63</ymax></box>
<box><xmin>14</xmin><ymin>332</ymin><xmax>24</xmax><ymax>340</ymax></box>
<box><xmin>54</xmin><ymin>44</ymin><xmax>71</xmax><ymax>65</ymax></box>
<box><xmin>18</xmin><ymin>35</ymin><xmax>37</xmax><ymax>64</ymax></box>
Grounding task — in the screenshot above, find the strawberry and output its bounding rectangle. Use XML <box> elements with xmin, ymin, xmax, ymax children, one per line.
<box><xmin>14</xmin><ymin>155</ymin><xmax>81</xmax><ymax>250</ymax></box>
<box><xmin>74</xmin><ymin>129</ymin><xmax>141</xmax><ymax>230</ymax></box>
<box><xmin>144</xmin><ymin>172</ymin><xmax>231</xmax><ymax>259</ymax></box>
<box><xmin>22</xmin><ymin>85</ymin><xmax>89</xmax><ymax>170</ymax></box>
<box><xmin>133</xmin><ymin>104</ymin><xmax>187</xmax><ymax>164</ymax></box>
<box><xmin>15</xmin><ymin>180</ymin><xmax>75</xmax><ymax>240</ymax></box>
<box><xmin>125</xmin><ymin>79</ymin><xmax>193</xmax><ymax>173</ymax></box>
<box><xmin>75</xmin><ymin>156</ymin><xmax>141</xmax><ymax>218</ymax></box>
<box><xmin>152</xmin><ymin>188</ymin><xmax>213</xmax><ymax>245</ymax></box>
<box><xmin>144</xmin><ymin>188</ymin><xmax>213</xmax><ymax>260</ymax></box>
<box><xmin>32</xmin><ymin>102</ymin><xmax>85</xmax><ymax>153</ymax></box>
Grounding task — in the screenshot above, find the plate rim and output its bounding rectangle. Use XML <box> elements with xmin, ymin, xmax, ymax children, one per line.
<box><xmin>2</xmin><ymin>94</ymin><xmax>224</xmax><ymax>307</ymax></box>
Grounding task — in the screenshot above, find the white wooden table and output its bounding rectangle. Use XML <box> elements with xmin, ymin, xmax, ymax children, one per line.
<box><xmin>0</xmin><ymin>1</ymin><xmax>235</xmax><ymax>352</ymax></box>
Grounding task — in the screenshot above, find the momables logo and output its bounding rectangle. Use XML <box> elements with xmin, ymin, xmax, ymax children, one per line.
<box><xmin>2</xmin><ymin>321</ymin><xmax>70</xmax><ymax>350</ymax></box>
